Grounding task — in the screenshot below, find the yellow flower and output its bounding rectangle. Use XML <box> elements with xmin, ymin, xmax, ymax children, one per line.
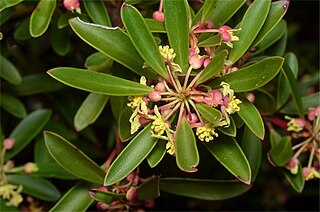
<box><xmin>166</xmin><ymin>140</ymin><xmax>175</xmax><ymax>155</ymax></box>
<box><xmin>285</xmin><ymin>116</ymin><xmax>306</xmax><ymax>132</ymax></box>
<box><xmin>0</xmin><ymin>184</ymin><xmax>23</xmax><ymax>207</ymax></box>
<box><xmin>8</xmin><ymin>193</ymin><xmax>23</xmax><ymax>207</ymax></box>
<box><xmin>225</xmin><ymin>96</ymin><xmax>242</xmax><ymax>114</ymax></box>
<box><xmin>159</xmin><ymin>45</ymin><xmax>176</xmax><ymax>62</ymax></box>
<box><xmin>196</xmin><ymin>125</ymin><xmax>218</xmax><ymax>142</ymax></box>
<box><xmin>220</xmin><ymin>81</ymin><xmax>234</xmax><ymax>97</ymax></box>
<box><xmin>151</xmin><ymin>118</ymin><xmax>166</xmax><ymax>137</ymax></box>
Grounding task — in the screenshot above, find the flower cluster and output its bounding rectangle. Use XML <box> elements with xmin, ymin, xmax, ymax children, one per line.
<box><xmin>0</xmin><ymin>184</ymin><xmax>23</xmax><ymax>207</ymax></box>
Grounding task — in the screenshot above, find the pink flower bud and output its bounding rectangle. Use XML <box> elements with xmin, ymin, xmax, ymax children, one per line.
<box><xmin>97</xmin><ymin>186</ymin><xmax>108</xmax><ymax>192</ymax></box>
<box><xmin>203</xmin><ymin>58</ymin><xmax>211</xmax><ymax>68</ymax></box>
<box><xmin>24</xmin><ymin>162</ymin><xmax>39</xmax><ymax>174</ymax></box>
<box><xmin>96</xmin><ymin>202</ymin><xmax>109</xmax><ymax>210</ymax></box>
<box><xmin>126</xmin><ymin>172</ymin><xmax>136</xmax><ymax>182</ymax></box>
<box><xmin>189</xmin><ymin>54</ymin><xmax>204</xmax><ymax>69</ymax></box>
<box><xmin>196</xmin><ymin>21</ymin><xmax>205</xmax><ymax>30</ymax></box>
<box><xmin>204</xmin><ymin>46</ymin><xmax>211</xmax><ymax>55</ymax></box>
<box><xmin>110</xmin><ymin>200</ymin><xmax>119</xmax><ymax>207</ymax></box>
<box><xmin>294</xmin><ymin>118</ymin><xmax>306</xmax><ymax>129</ymax></box>
<box><xmin>155</xmin><ymin>82</ymin><xmax>166</xmax><ymax>92</ymax></box>
<box><xmin>63</xmin><ymin>0</ymin><xmax>80</xmax><ymax>12</ymax></box>
<box><xmin>148</xmin><ymin>91</ymin><xmax>162</xmax><ymax>102</ymax></box>
<box><xmin>302</xmin><ymin>167</ymin><xmax>312</xmax><ymax>179</ymax></box>
<box><xmin>205</xmin><ymin>20</ymin><xmax>214</xmax><ymax>29</ymax></box>
<box><xmin>139</xmin><ymin>116</ymin><xmax>151</xmax><ymax>125</ymax></box>
<box><xmin>219</xmin><ymin>25</ymin><xmax>232</xmax><ymax>42</ymax></box>
<box><xmin>187</xmin><ymin>113</ymin><xmax>198</xmax><ymax>124</ymax></box>
<box><xmin>152</xmin><ymin>11</ymin><xmax>165</xmax><ymax>22</ymax></box>
<box><xmin>3</xmin><ymin>138</ymin><xmax>15</xmax><ymax>150</ymax></box>
<box><xmin>246</xmin><ymin>92</ymin><xmax>255</xmax><ymax>103</ymax></box>
<box><xmin>287</xmin><ymin>158</ymin><xmax>298</xmax><ymax>169</ymax></box>
<box><xmin>308</xmin><ymin>108</ymin><xmax>316</xmax><ymax>121</ymax></box>
<box><xmin>126</xmin><ymin>187</ymin><xmax>138</xmax><ymax>201</ymax></box>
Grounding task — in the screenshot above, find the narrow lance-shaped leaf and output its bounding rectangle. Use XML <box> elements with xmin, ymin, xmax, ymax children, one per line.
<box><xmin>48</xmin><ymin>67</ymin><xmax>154</xmax><ymax>96</ymax></box>
<box><xmin>44</xmin><ymin>131</ymin><xmax>105</xmax><ymax>184</ymax></box>
<box><xmin>195</xmin><ymin>103</ymin><xmax>222</xmax><ymax>124</ymax></box>
<box><xmin>69</xmin><ymin>18</ymin><xmax>156</xmax><ymax>79</ymax></box>
<box><xmin>210</xmin><ymin>56</ymin><xmax>284</xmax><ymax>92</ymax></box>
<box><xmin>29</xmin><ymin>0</ymin><xmax>56</xmax><ymax>37</ymax></box>
<box><xmin>0</xmin><ymin>93</ymin><xmax>27</xmax><ymax>118</ymax></box>
<box><xmin>136</xmin><ymin>176</ymin><xmax>160</xmax><ymax>200</ymax></box>
<box><xmin>105</xmin><ymin>124</ymin><xmax>158</xmax><ymax>186</ymax></box>
<box><xmin>50</xmin><ymin>21</ymin><xmax>70</xmax><ymax>56</ymax></box>
<box><xmin>121</xmin><ymin>4</ymin><xmax>167</xmax><ymax>78</ymax></box>
<box><xmin>203</xmin><ymin>133</ymin><xmax>251</xmax><ymax>184</ymax></box>
<box><xmin>201</xmin><ymin>0</ymin><xmax>217</xmax><ymax>23</ymax></box>
<box><xmin>74</xmin><ymin>93</ymin><xmax>109</xmax><ymax>131</ymax></box>
<box><xmin>237</xmin><ymin>96</ymin><xmax>265</xmax><ymax>140</ymax></box>
<box><xmin>175</xmin><ymin>118</ymin><xmax>199</xmax><ymax>172</ymax></box>
<box><xmin>147</xmin><ymin>140</ymin><xmax>167</xmax><ymax>168</ymax></box>
<box><xmin>0</xmin><ymin>0</ymin><xmax>23</xmax><ymax>12</ymax></box>
<box><xmin>5</xmin><ymin>109</ymin><xmax>52</xmax><ymax>160</ymax></box>
<box><xmin>0</xmin><ymin>54</ymin><xmax>22</xmax><ymax>85</ymax></box>
<box><xmin>228</xmin><ymin>0</ymin><xmax>271</xmax><ymax>64</ymax></box>
<box><xmin>160</xmin><ymin>178</ymin><xmax>249</xmax><ymax>200</ymax></box>
<box><xmin>83</xmin><ymin>0</ymin><xmax>112</xmax><ymax>26</ymax></box>
<box><xmin>268</xmin><ymin>136</ymin><xmax>293</xmax><ymax>166</ymax></box>
<box><xmin>164</xmin><ymin>0</ymin><xmax>190</xmax><ymax>73</ymax></box>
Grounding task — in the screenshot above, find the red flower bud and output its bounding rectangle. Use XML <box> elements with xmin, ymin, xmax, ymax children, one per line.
<box><xmin>126</xmin><ymin>187</ymin><xmax>138</xmax><ymax>201</ymax></box>
<box><xmin>3</xmin><ymin>138</ymin><xmax>15</xmax><ymax>150</ymax></box>
<box><xmin>148</xmin><ymin>91</ymin><xmax>162</xmax><ymax>102</ymax></box>
<box><xmin>152</xmin><ymin>11</ymin><xmax>165</xmax><ymax>22</ymax></box>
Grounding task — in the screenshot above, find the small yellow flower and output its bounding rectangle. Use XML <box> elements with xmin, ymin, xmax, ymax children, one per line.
<box><xmin>220</xmin><ymin>81</ymin><xmax>234</xmax><ymax>97</ymax></box>
<box><xmin>285</xmin><ymin>116</ymin><xmax>306</xmax><ymax>132</ymax></box>
<box><xmin>8</xmin><ymin>193</ymin><xmax>23</xmax><ymax>207</ymax></box>
<box><xmin>159</xmin><ymin>45</ymin><xmax>176</xmax><ymax>62</ymax></box>
<box><xmin>151</xmin><ymin>118</ymin><xmax>166</xmax><ymax>136</ymax></box>
<box><xmin>166</xmin><ymin>140</ymin><xmax>175</xmax><ymax>155</ymax></box>
<box><xmin>225</xmin><ymin>96</ymin><xmax>242</xmax><ymax>114</ymax></box>
<box><xmin>0</xmin><ymin>184</ymin><xmax>23</xmax><ymax>207</ymax></box>
<box><xmin>127</xmin><ymin>96</ymin><xmax>144</xmax><ymax>109</ymax></box>
<box><xmin>196</xmin><ymin>125</ymin><xmax>218</xmax><ymax>142</ymax></box>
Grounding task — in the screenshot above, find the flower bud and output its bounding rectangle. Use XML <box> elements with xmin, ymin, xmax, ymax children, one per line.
<box><xmin>152</xmin><ymin>11</ymin><xmax>165</xmax><ymax>22</ymax></box>
<box><xmin>205</xmin><ymin>20</ymin><xmax>214</xmax><ymax>29</ymax></box>
<box><xmin>126</xmin><ymin>172</ymin><xmax>136</xmax><ymax>182</ymax></box>
<box><xmin>148</xmin><ymin>91</ymin><xmax>162</xmax><ymax>102</ymax></box>
<box><xmin>219</xmin><ymin>25</ymin><xmax>233</xmax><ymax>42</ymax></box>
<box><xmin>189</xmin><ymin>54</ymin><xmax>204</xmax><ymax>69</ymax></box>
<box><xmin>187</xmin><ymin>113</ymin><xmax>198</xmax><ymax>124</ymax></box>
<box><xmin>24</xmin><ymin>162</ymin><xmax>39</xmax><ymax>174</ymax></box>
<box><xmin>203</xmin><ymin>58</ymin><xmax>211</xmax><ymax>68</ymax></box>
<box><xmin>97</xmin><ymin>186</ymin><xmax>108</xmax><ymax>192</ymax></box>
<box><xmin>63</xmin><ymin>0</ymin><xmax>81</xmax><ymax>13</ymax></box>
<box><xmin>155</xmin><ymin>82</ymin><xmax>166</xmax><ymax>92</ymax></box>
<box><xmin>3</xmin><ymin>138</ymin><xmax>15</xmax><ymax>150</ymax></box>
<box><xmin>97</xmin><ymin>201</ymin><xmax>109</xmax><ymax>210</ymax></box>
<box><xmin>126</xmin><ymin>187</ymin><xmax>138</xmax><ymax>201</ymax></box>
<box><xmin>302</xmin><ymin>167</ymin><xmax>313</xmax><ymax>180</ymax></box>
<box><xmin>286</xmin><ymin>158</ymin><xmax>299</xmax><ymax>175</ymax></box>
<box><xmin>139</xmin><ymin>116</ymin><xmax>151</xmax><ymax>125</ymax></box>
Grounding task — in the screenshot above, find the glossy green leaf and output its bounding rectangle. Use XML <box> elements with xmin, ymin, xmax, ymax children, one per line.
<box><xmin>14</xmin><ymin>17</ymin><xmax>31</xmax><ymax>40</ymax></box>
<box><xmin>147</xmin><ymin>140</ymin><xmax>167</xmax><ymax>168</ymax></box>
<box><xmin>121</xmin><ymin>4</ymin><xmax>167</xmax><ymax>78</ymax></box>
<box><xmin>175</xmin><ymin>118</ymin><xmax>199</xmax><ymax>172</ymax></box>
<box><xmin>0</xmin><ymin>54</ymin><xmax>22</xmax><ymax>85</ymax></box>
<box><xmin>210</xmin><ymin>56</ymin><xmax>284</xmax><ymax>92</ymax></box>
<box><xmin>266</xmin><ymin>29</ymin><xmax>287</xmax><ymax>56</ymax></box>
<box><xmin>228</xmin><ymin>0</ymin><xmax>271</xmax><ymax>64</ymax></box>
<box><xmin>0</xmin><ymin>0</ymin><xmax>23</xmax><ymax>12</ymax></box>
<box><xmin>50</xmin><ymin>181</ymin><xmax>94</xmax><ymax>212</ymax></box>
<box><xmin>125</xmin><ymin>0</ymin><xmax>142</xmax><ymax>4</ymax></box>
<box><xmin>201</xmin><ymin>0</ymin><xmax>217</xmax><ymax>22</ymax></box>
<box><xmin>280</xmin><ymin>92</ymin><xmax>320</xmax><ymax>115</ymax></box>
<box><xmin>50</xmin><ymin>22</ymin><xmax>70</xmax><ymax>56</ymax></box>
<box><xmin>0</xmin><ymin>93</ymin><xmax>26</xmax><ymax>118</ymax></box>
<box><xmin>85</xmin><ymin>52</ymin><xmax>114</xmax><ymax>72</ymax></box>
<box><xmin>58</xmin><ymin>13</ymin><xmax>77</xmax><ymax>29</ymax></box>
<box><xmin>281</xmin><ymin>63</ymin><xmax>304</xmax><ymax>118</ymax></box>
<box><xmin>88</xmin><ymin>189</ymin><xmax>124</xmax><ymax>204</ymax></box>
<box><xmin>196</xmin><ymin>49</ymin><xmax>227</xmax><ymax>85</ymax></box>
<box><xmin>145</xmin><ymin>18</ymin><xmax>166</xmax><ymax>33</ymax></box>
<box><xmin>198</xmin><ymin>34</ymin><xmax>222</xmax><ymax>47</ymax></box>
<box><xmin>277</xmin><ymin>52</ymin><xmax>299</xmax><ymax>109</ymax></box>
<box><xmin>252</xmin><ymin>0</ymin><xmax>289</xmax><ymax>47</ymax></box>
<box><xmin>74</xmin><ymin>93</ymin><xmax>109</xmax><ymax>131</ymax></box>
<box><xmin>29</xmin><ymin>0</ymin><xmax>56</xmax><ymax>37</ymax></box>
<box><xmin>7</xmin><ymin>174</ymin><xmax>60</xmax><ymax>201</ymax></box>
<box><xmin>241</xmin><ymin>126</ymin><xmax>261</xmax><ymax>181</ymax></box>
<box><xmin>195</xmin><ymin>103</ymin><xmax>222</xmax><ymax>124</ymax></box>
<box><xmin>44</xmin><ymin>131</ymin><xmax>105</xmax><ymax>184</ymax></box>
<box><xmin>136</xmin><ymin>175</ymin><xmax>160</xmax><ymax>200</ymax></box>
<box><xmin>269</xmin><ymin>127</ymin><xmax>282</xmax><ymax>149</ymax></box>
<box><xmin>111</xmin><ymin>96</ymin><xmax>128</xmax><ymax>124</ymax></box>
<box><xmin>118</xmin><ymin>106</ymin><xmax>135</xmax><ymax>141</ymax></box>
<box><xmin>237</xmin><ymin>97</ymin><xmax>265</xmax><ymax>140</ymax></box>
<box><xmin>83</xmin><ymin>0</ymin><xmax>111</xmax><ymax>26</ymax></box>
<box><xmin>5</xmin><ymin>109</ymin><xmax>51</xmax><ymax>160</ymax></box>
<box><xmin>0</xmin><ymin>6</ymin><xmax>14</xmax><ymax>25</ymax></box>
<box><xmin>69</xmin><ymin>17</ymin><xmax>156</xmax><ymax>79</ymax></box>
<box><xmin>203</xmin><ymin>134</ymin><xmax>251</xmax><ymax>184</ymax></box>
<box><xmin>217</xmin><ymin>116</ymin><xmax>236</xmax><ymax>137</ymax></box>
<box><xmin>284</xmin><ymin>165</ymin><xmax>305</xmax><ymax>193</ymax></box>
<box><xmin>48</xmin><ymin>67</ymin><xmax>154</xmax><ymax>96</ymax></box>
<box><xmin>5</xmin><ymin>73</ymin><xmax>64</xmax><ymax>96</ymax></box>
<box><xmin>164</xmin><ymin>0</ymin><xmax>189</xmax><ymax>72</ymax></box>
<box><xmin>104</xmin><ymin>124</ymin><xmax>158</xmax><ymax>186</ymax></box>
<box><xmin>268</xmin><ymin>136</ymin><xmax>293</xmax><ymax>166</ymax></box>
<box><xmin>160</xmin><ymin>178</ymin><xmax>249</xmax><ymax>200</ymax></box>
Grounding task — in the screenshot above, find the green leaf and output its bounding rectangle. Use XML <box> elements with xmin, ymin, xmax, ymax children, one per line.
<box><xmin>201</xmin><ymin>0</ymin><xmax>217</xmax><ymax>23</ymax></box>
<box><xmin>280</xmin><ymin>92</ymin><xmax>320</xmax><ymax>115</ymax></box>
<box><xmin>164</xmin><ymin>0</ymin><xmax>189</xmax><ymax>72</ymax></box>
<box><xmin>147</xmin><ymin>140</ymin><xmax>167</xmax><ymax>168</ymax></box>
<box><xmin>0</xmin><ymin>54</ymin><xmax>22</xmax><ymax>85</ymax></box>
<box><xmin>277</xmin><ymin>52</ymin><xmax>299</xmax><ymax>109</ymax></box>
<box><xmin>50</xmin><ymin>21</ymin><xmax>70</xmax><ymax>56</ymax></box>
<box><xmin>281</xmin><ymin>63</ymin><xmax>305</xmax><ymax>118</ymax></box>
<box><xmin>50</xmin><ymin>181</ymin><xmax>94</xmax><ymax>212</ymax></box>
<box><xmin>268</xmin><ymin>136</ymin><xmax>293</xmax><ymax>166</ymax></box>
<box><xmin>104</xmin><ymin>124</ymin><xmax>158</xmax><ymax>186</ymax></box>
<box><xmin>195</xmin><ymin>103</ymin><xmax>222</xmax><ymax>124</ymax></box>
<box><xmin>83</xmin><ymin>0</ymin><xmax>111</xmax><ymax>26</ymax></box>
<box><xmin>88</xmin><ymin>189</ymin><xmax>124</xmax><ymax>204</ymax></box>
<box><xmin>125</xmin><ymin>0</ymin><xmax>142</xmax><ymax>4</ymax></box>
<box><xmin>136</xmin><ymin>175</ymin><xmax>160</xmax><ymax>200</ymax></box>
<box><xmin>44</xmin><ymin>131</ymin><xmax>105</xmax><ymax>184</ymax></box>
<box><xmin>217</xmin><ymin>116</ymin><xmax>236</xmax><ymax>137</ymax></box>
<box><xmin>203</xmin><ymin>134</ymin><xmax>251</xmax><ymax>184</ymax></box>
<box><xmin>228</xmin><ymin>0</ymin><xmax>271</xmax><ymax>64</ymax></box>
<box><xmin>0</xmin><ymin>93</ymin><xmax>26</xmax><ymax>118</ymax></box>
<box><xmin>111</xmin><ymin>96</ymin><xmax>128</xmax><ymax>124</ymax></box>
<box><xmin>48</xmin><ymin>67</ymin><xmax>154</xmax><ymax>96</ymax></box>
<box><xmin>0</xmin><ymin>6</ymin><xmax>14</xmax><ymax>25</ymax></box>
<box><xmin>4</xmin><ymin>73</ymin><xmax>64</xmax><ymax>96</ymax></box>
<box><xmin>118</xmin><ymin>106</ymin><xmax>135</xmax><ymax>141</ymax></box>
<box><xmin>0</xmin><ymin>0</ymin><xmax>23</xmax><ymax>12</ymax></box>
<box><xmin>237</xmin><ymin>97</ymin><xmax>265</xmax><ymax>140</ymax></box>
<box><xmin>145</xmin><ymin>18</ymin><xmax>166</xmax><ymax>33</ymax></box>
<box><xmin>121</xmin><ymin>4</ymin><xmax>167</xmax><ymax>78</ymax></box>
<box><xmin>5</xmin><ymin>109</ymin><xmax>51</xmax><ymax>160</ymax></box>
<box><xmin>14</xmin><ymin>17</ymin><xmax>31</xmax><ymax>40</ymax></box>
<box><xmin>160</xmin><ymin>178</ymin><xmax>249</xmax><ymax>200</ymax></box>
<box><xmin>58</xmin><ymin>13</ymin><xmax>77</xmax><ymax>29</ymax></box>
<box><xmin>84</xmin><ymin>52</ymin><xmax>114</xmax><ymax>72</ymax></box>
<box><xmin>241</xmin><ymin>126</ymin><xmax>261</xmax><ymax>181</ymax></box>
<box><xmin>266</xmin><ymin>28</ymin><xmax>287</xmax><ymax>56</ymax></box>
<box><xmin>196</xmin><ymin>49</ymin><xmax>227</xmax><ymax>85</ymax></box>
<box><xmin>74</xmin><ymin>93</ymin><xmax>109</xmax><ymax>131</ymax></box>
<box><xmin>198</xmin><ymin>34</ymin><xmax>222</xmax><ymax>47</ymax></box>
<box><xmin>175</xmin><ymin>118</ymin><xmax>199</xmax><ymax>172</ymax></box>
<box><xmin>269</xmin><ymin>127</ymin><xmax>282</xmax><ymax>149</ymax></box>
<box><xmin>251</xmin><ymin>0</ymin><xmax>289</xmax><ymax>47</ymax></box>
<box><xmin>29</xmin><ymin>0</ymin><xmax>56</xmax><ymax>37</ymax></box>
<box><xmin>69</xmin><ymin>17</ymin><xmax>156</xmax><ymax>79</ymax></box>
<box><xmin>210</xmin><ymin>56</ymin><xmax>284</xmax><ymax>92</ymax></box>
<box><xmin>284</xmin><ymin>165</ymin><xmax>305</xmax><ymax>193</ymax></box>
<box><xmin>7</xmin><ymin>174</ymin><xmax>60</xmax><ymax>201</ymax></box>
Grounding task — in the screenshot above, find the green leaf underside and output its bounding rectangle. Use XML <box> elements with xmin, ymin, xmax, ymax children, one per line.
<box><xmin>160</xmin><ymin>178</ymin><xmax>250</xmax><ymax>200</ymax></box>
<box><xmin>0</xmin><ymin>54</ymin><xmax>22</xmax><ymax>85</ymax></box>
<box><xmin>0</xmin><ymin>93</ymin><xmax>26</xmax><ymax>118</ymax></box>
<box><xmin>147</xmin><ymin>140</ymin><xmax>167</xmax><ymax>168</ymax></box>
<box><xmin>83</xmin><ymin>0</ymin><xmax>111</xmax><ymax>26</ymax></box>
<box><xmin>121</xmin><ymin>4</ymin><xmax>167</xmax><ymax>78</ymax></box>
<box><xmin>176</xmin><ymin>118</ymin><xmax>199</xmax><ymax>172</ymax></box>
<box><xmin>69</xmin><ymin>18</ymin><xmax>156</xmax><ymax>79</ymax></box>
<box><xmin>284</xmin><ymin>165</ymin><xmax>305</xmax><ymax>193</ymax></box>
<box><xmin>195</xmin><ymin>103</ymin><xmax>222</xmax><ymax>124</ymax></box>
<box><xmin>0</xmin><ymin>0</ymin><xmax>23</xmax><ymax>12</ymax></box>
<box><xmin>164</xmin><ymin>0</ymin><xmax>189</xmax><ymax>73</ymax></box>
<box><xmin>44</xmin><ymin>131</ymin><xmax>105</xmax><ymax>184</ymax></box>
<box><xmin>5</xmin><ymin>109</ymin><xmax>51</xmax><ymax>160</ymax></box>
<box><xmin>210</xmin><ymin>56</ymin><xmax>284</xmax><ymax>92</ymax></box>
<box><xmin>203</xmin><ymin>134</ymin><xmax>251</xmax><ymax>184</ymax></box>
<box><xmin>48</xmin><ymin>67</ymin><xmax>154</xmax><ymax>96</ymax></box>
<box><xmin>268</xmin><ymin>136</ymin><xmax>293</xmax><ymax>166</ymax></box>
<box><xmin>104</xmin><ymin>124</ymin><xmax>158</xmax><ymax>186</ymax></box>
<box><xmin>136</xmin><ymin>176</ymin><xmax>160</xmax><ymax>200</ymax></box>
<box><xmin>237</xmin><ymin>97</ymin><xmax>265</xmax><ymax>140</ymax></box>
<box><xmin>7</xmin><ymin>174</ymin><xmax>60</xmax><ymax>201</ymax></box>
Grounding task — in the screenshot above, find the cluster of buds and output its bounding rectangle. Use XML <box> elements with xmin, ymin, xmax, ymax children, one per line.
<box><xmin>284</xmin><ymin>106</ymin><xmax>320</xmax><ymax>181</ymax></box>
